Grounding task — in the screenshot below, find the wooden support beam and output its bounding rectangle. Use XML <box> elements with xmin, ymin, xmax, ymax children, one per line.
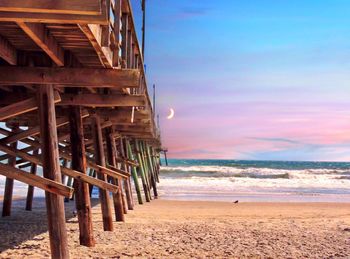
<box><xmin>91</xmin><ymin>115</ymin><xmax>114</xmax><ymax>231</ymax></box>
<box><xmin>0</xmin><ymin>67</ymin><xmax>140</xmax><ymax>88</ymax></box>
<box><xmin>0</xmin><ymin>0</ymin><xmax>102</xmax><ymax>15</ymax></box>
<box><xmin>60</xmin><ymin>94</ymin><xmax>145</xmax><ymax>107</ymax></box>
<box><xmin>2</xmin><ymin>126</ymin><xmax>19</xmax><ymax>217</ymax></box>
<box><xmin>144</xmin><ymin>141</ymin><xmax>158</xmax><ymax>198</ymax></box>
<box><xmin>79</xmin><ymin>24</ymin><xmax>113</xmax><ymax>68</ymax></box>
<box><xmin>126</xmin><ymin>139</ymin><xmax>143</xmax><ymax>204</ymax></box>
<box><xmin>135</xmin><ymin>139</ymin><xmax>151</xmax><ymax>202</ymax></box>
<box><xmin>115</xmin><ymin>157</ymin><xmax>138</xmax><ymax>167</ymax></box>
<box><xmin>112</xmin><ymin>0</ymin><xmax>122</xmax><ymax>67</ymax></box>
<box><xmin>0</xmin><ymin>163</ymin><xmax>73</xmax><ymax>198</ymax></box>
<box><xmin>0</xmin><ymin>91</ymin><xmax>60</xmax><ymax>121</ymax></box>
<box><xmin>1</xmin><ymin>115</ymin><xmax>71</xmax><ymax>144</ymax></box>
<box><xmin>17</xmin><ymin>22</ymin><xmax>64</xmax><ymax>66</ymax></box>
<box><xmin>59</xmin><ymin>146</ymin><xmax>129</xmax><ymax>179</ymax></box>
<box><xmin>0</xmin><ymin>142</ymin><xmax>119</xmax><ymax>193</ymax></box>
<box><xmin>25</xmin><ymin>149</ymin><xmax>39</xmax><ymax>211</ymax></box>
<box><xmin>0</xmin><ymin>35</ymin><xmax>16</xmax><ymax>65</ymax></box>
<box><xmin>38</xmin><ymin>84</ymin><xmax>69</xmax><ymax>259</ymax></box>
<box><xmin>105</xmin><ymin>127</ymin><xmax>125</xmax><ymax>222</ymax></box>
<box><xmin>119</xmin><ymin>137</ymin><xmax>134</xmax><ymax>210</ymax></box>
<box><xmin>69</xmin><ymin>106</ymin><xmax>95</xmax><ymax>247</ymax></box>
<box><xmin>121</xmin><ymin>13</ymin><xmax>128</xmax><ymax>68</ymax></box>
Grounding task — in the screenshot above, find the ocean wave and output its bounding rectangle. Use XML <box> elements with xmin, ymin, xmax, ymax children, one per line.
<box><xmin>160</xmin><ymin>165</ymin><xmax>348</xmax><ymax>180</ymax></box>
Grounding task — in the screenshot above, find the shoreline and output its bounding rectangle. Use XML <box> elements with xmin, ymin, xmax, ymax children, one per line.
<box><xmin>0</xmin><ymin>198</ymin><xmax>350</xmax><ymax>258</ymax></box>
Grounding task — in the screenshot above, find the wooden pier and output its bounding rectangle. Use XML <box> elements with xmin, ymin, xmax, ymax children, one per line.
<box><xmin>0</xmin><ymin>1</ymin><xmax>162</xmax><ymax>258</ymax></box>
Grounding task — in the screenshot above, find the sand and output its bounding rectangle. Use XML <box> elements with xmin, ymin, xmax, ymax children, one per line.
<box><xmin>0</xmin><ymin>197</ymin><xmax>350</xmax><ymax>258</ymax></box>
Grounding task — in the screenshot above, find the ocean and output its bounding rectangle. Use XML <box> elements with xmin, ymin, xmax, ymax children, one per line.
<box><xmin>157</xmin><ymin>159</ymin><xmax>350</xmax><ymax>202</ymax></box>
<box><xmin>1</xmin><ymin>159</ymin><xmax>350</xmax><ymax>203</ymax></box>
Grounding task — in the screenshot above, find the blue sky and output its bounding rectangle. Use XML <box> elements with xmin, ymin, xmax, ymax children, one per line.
<box><xmin>131</xmin><ymin>0</ymin><xmax>350</xmax><ymax>161</ymax></box>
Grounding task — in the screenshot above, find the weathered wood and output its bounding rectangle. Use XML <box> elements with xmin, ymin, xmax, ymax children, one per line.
<box><xmin>0</xmin><ymin>67</ymin><xmax>140</xmax><ymax>88</ymax></box>
<box><xmin>0</xmin><ymin>163</ymin><xmax>73</xmax><ymax>198</ymax></box>
<box><xmin>25</xmin><ymin>149</ymin><xmax>39</xmax><ymax>211</ymax></box>
<box><xmin>0</xmin><ymin>0</ymin><xmax>108</xmax><ymax>24</ymax></box>
<box><xmin>69</xmin><ymin>106</ymin><xmax>95</xmax><ymax>247</ymax></box>
<box><xmin>59</xmin><ymin>147</ymin><xmax>130</xmax><ymax>179</ymax></box>
<box><xmin>112</xmin><ymin>0</ymin><xmax>121</xmax><ymax>67</ymax></box>
<box><xmin>115</xmin><ymin>156</ymin><xmax>139</xmax><ymax>167</ymax></box>
<box><xmin>0</xmin><ymin>142</ymin><xmax>119</xmax><ymax>193</ymax></box>
<box><xmin>0</xmin><ymin>35</ymin><xmax>16</xmax><ymax>65</ymax></box>
<box><xmin>59</xmin><ymin>94</ymin><xmax>145</xmax><ymax>107</ymax></box>
<box><xmin>121</xmin><ymin>13</ymin><xmax>128</xmax><ymax>68</ymax></box>
<box><xmin>0</xmin><ymin>0</ymin><xmax>102</xmax><ymax>15</ymax></box>
<box><xmin>135</xmin><ymin>140</ymin><xmax>151</xmax><ymax>202</ymax></box>
<box><xmin>91</xmin><ymin>115</ymin><xmax>114</xmax><ymax>231</ymax></box>
<box><xmin>105</xmin><ymin>127</ymin><xmax>125</xmax><ymax>222</ymax></box>
<box><xmin>2</xmin><ymin>126</ymin><xmax>19</xmax><ymax>217</ymax></box>
<box><xmin>120</xmin><ymin>137</ymin><xmax>134</xmax><ymax>210</ymax></box>
<box><xmin>78</xmin><ymin>23</ymin><xmax>113</xmax><ymax>68</ymax></box>
<box><xmin>17</xmin><ymin>22</ymin><xmax>65</xmax><ymax>66</ymax></box>
<box><xmin>0</xmin><ymin>91</ymin><xmax>60</xmax><ymax>121</ymax></box>
<box><xmin>144</xmin><ymin>142</ymin><xmax>158</xmax><ymax>198</ymax></box>
<box><xmin>38</xmin><ymin>84</ymin><xmax>69</xmax><ymax>259</ymax></box>
<box><xmin>126</xmin><ymin>139</ymin><xmax>143</xmax><ymax>204</ymax></box>
<box><xmin>1</xmin><ymin>115</ymin><xmax>70</xmax><ymax>144</ymax></box>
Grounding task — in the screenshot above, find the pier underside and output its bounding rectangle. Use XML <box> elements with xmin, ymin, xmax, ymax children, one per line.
<box><xmin>0</xmin><ymin>1</ymin><xmax>161</xmax><ymax>258</ymax></box>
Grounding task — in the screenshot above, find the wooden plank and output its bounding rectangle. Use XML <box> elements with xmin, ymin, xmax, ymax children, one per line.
<box><xmin>69</xmin><ymin>106</ymin><xmax>95</xmax><ymax>247</ymax></box>
<box><xmin>38</xmin><ymin>84</ymin><xmax>69</xmax><ymax>259</ymax></box>
<box><xmin>0</xmin><ymin>91</ymin><xmax>61</xmax><ymax>121</ymax></box>
<box><xmin>60</xmin><ymin>94</ymin><xmax>145</xmax><ymax>107</ymax></box>
<box><xmin>91</xmin><ymin>115</ymin><xmax>114</xmax><ymax>231</ymax></box>
<box><xmin>0</xmin><ymin>35</ymin><xmax>16</xmax><ymax>65</ymax></box>
<box><xmin>0</xmin><ymin>0</ymin><xmax>102</xmax><ymax>15</ymax></box>
<box><xmin>17</xmin><ymin>22</ymin><xmax>65</xmax><ymax>66</ymax></box>
<box><xmin>0</xmin><ymin>163</ymin><xmax>73</xmax><ymax>198</ymax></box>
<box><xmin>0</xmin><ymin>67</ymin><xmax>140</xmax><ymax>88</ymax></box>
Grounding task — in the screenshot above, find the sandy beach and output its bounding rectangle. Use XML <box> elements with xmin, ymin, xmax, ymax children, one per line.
<box><xmin>0</xmin><ymin>197</ymin><xmax>349</xmax><ymax>258</ymax></box>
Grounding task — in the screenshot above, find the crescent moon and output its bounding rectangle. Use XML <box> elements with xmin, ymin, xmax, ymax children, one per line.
<box><xmin>167</xmin><ymin>108</ymin><xmax>175</xmax><ymax>119</ymax></box>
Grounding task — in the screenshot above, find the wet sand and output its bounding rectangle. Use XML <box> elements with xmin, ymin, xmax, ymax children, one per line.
<box><xmin>0</xmin><ymin>198</ymin><xmax>350</xmax><ymax>258</ymax></box>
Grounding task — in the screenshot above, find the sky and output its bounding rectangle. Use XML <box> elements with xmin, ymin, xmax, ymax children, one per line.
<box><xmin>131</xmin><ymin>0</ymin><xmax>350</xmax><ymax>161</ymax></box>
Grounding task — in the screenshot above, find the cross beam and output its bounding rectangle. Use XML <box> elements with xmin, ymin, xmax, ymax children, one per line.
<box><xmin>0</xmin><ymin>67</ymin><xmax>140</xmax><ymax>88</ymax></box>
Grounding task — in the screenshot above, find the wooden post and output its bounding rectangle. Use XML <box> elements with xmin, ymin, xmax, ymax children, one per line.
<box><xmin>145</xmin><ymin>143</ymin><xmax>158</xmax><ymax>198</ymax></box>
<box><xmin>151</xmin><ymin>147</ymin><xmax>160</xmax><ymax>183</ymax></box>
<box><xmin>126</xmin><ymin>139</ymin><xmax>143</xmax><ymax>204</ymax></box>
<box><xmin>88</xmin><ymin>168</ymin><xmax>95</xmax><ymax>197</ymax></box>
<box><xmin>91</xmin><ymin>115</ymin><xmax>113</xmax><ymax>231</ymax></box>
<box><xmin>2</xmin><ymin>125</ymin><xmax>19</xmax><ymax>217</ymax></box>
<box><xmin>164</xmin><ymin>150</ymin><xmax>168</xmax><ymax>166</ymax></box>
<box><xmin>134</xmin><ymin>140</ymin><xmax>151</xmax><ymax>202</ymax></box>
<box><xmin>105</xmin><ymin>127</ymin><xmax>125</xmax><ymax>222</ymax></box>
<box><xmin>38</xmin><ymin>85</ymin><xmax>69</xmax><ymax>259</ymax></box>
<box><xmin>69</xmin><ymin>106</ymin><xmax>95</xmax><ymax>247</ymax></box>
<box><xmin>120</xmin><ymin>138</ymin><xmax>134</xmax><ymax>210</ymax></box>
<box><xmin>25</xmin><ymin>149</ymin><xmax>39</xmax><ymax>211</ymax></box>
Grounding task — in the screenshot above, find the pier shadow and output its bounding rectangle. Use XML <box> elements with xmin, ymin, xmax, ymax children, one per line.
<box><xmin>0</xmin><ymin>197</ymin><xmax>100</xmax><ymax>253</ymax></box>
